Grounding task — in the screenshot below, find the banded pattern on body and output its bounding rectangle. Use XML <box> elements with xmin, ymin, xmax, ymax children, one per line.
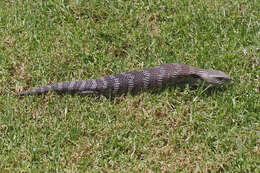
<box><xmin>17</xmin><ymin>63</ymin><xmax>231</xmax><ymax>96</ymax></box>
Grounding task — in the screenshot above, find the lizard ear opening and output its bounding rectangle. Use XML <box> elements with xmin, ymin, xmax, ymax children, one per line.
<box><xmin>190</xmin><ymin>74</ymin><xmax>202</xmax><ymax>79</ymax></box>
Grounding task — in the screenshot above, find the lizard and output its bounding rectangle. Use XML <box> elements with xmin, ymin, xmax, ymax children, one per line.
<box><xmin>17</xmin><ymin>63</ymin><xmax>231</xmax><ymax>97</ymax></box>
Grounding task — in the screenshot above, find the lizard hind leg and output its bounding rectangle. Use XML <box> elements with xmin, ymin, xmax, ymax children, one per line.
<box><xmin>79</xmin><ymin>90</ymin><xmax>99</xmax><ymax>95</ymax></box>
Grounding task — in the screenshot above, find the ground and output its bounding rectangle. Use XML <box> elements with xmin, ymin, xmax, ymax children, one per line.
<box><xmin>0</xmin><ymin>0</ymin><xmax>259</xmax><ymax>172</ymax></box>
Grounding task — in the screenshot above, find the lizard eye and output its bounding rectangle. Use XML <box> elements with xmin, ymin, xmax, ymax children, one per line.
<box><xmin>215</xmin><ymin>77</ymin><xmax>229</xmax><ymax>84</ymax></box>
<box><xmin>216</xmin><ymin>77</ymin><xmax>225</xmax><ymax>81</ymax></box>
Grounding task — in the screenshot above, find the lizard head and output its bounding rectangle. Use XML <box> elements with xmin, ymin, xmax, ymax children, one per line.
<box><xmin>197</xmin><ymin>69</ymin><xmax>231</xmax><ymax>86</ymax></box>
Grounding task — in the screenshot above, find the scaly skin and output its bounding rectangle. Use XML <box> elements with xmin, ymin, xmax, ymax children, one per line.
<box><xmin>17</xmin><ymin>63</ymin><xmax>231</xmax><ymax>96</ymax></box>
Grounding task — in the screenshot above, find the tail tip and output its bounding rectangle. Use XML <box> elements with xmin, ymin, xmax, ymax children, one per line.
<box><xmin>16</xmin><ymin>92</ymin><xmax>25</xmax><ymax>97</ymax></box>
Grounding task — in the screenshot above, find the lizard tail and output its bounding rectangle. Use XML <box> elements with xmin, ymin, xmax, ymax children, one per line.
<box><xmin>17</xmin><ymin>85</ymin><xmax>54</xmax><ymax>96</ymax></box>
<box><xmin>16</xmin><ymin>81</ymin><xmax>91</xmax><ymax>96</ymax></box>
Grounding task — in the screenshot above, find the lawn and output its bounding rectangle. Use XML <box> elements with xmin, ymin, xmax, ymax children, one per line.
<box><xmin>0</xmin><ymin>0</ymin><xmax>259</xmax><ymax>172</ymax></box>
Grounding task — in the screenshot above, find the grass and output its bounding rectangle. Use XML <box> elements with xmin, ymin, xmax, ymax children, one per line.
<box><xmin>0</xmin><ymin>0</ymin><xmax>259</xmax><ymax>172</ymax></box>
